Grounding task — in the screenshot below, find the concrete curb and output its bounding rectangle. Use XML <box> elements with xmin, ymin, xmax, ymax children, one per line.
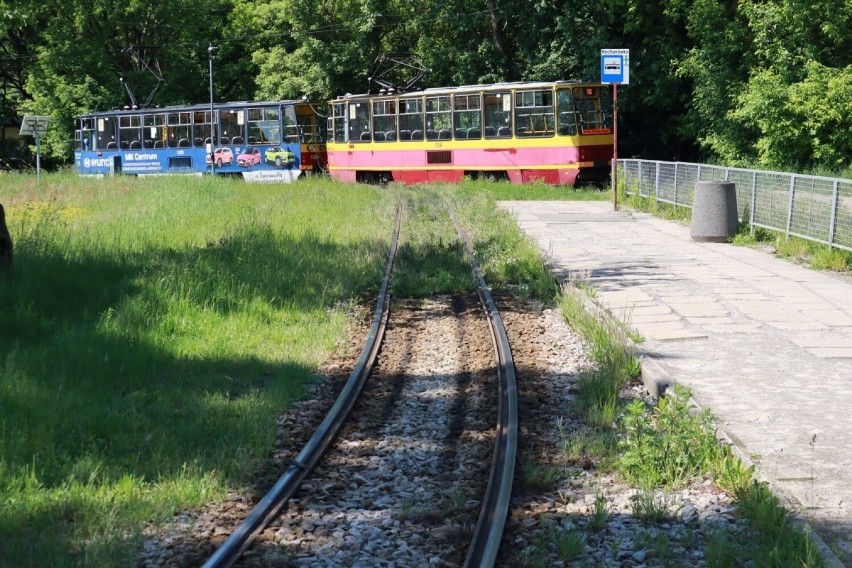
<box><xmin>563</xmin><ymin>283</ymin><xmax>845</xmax><ymax>568</ymax></box>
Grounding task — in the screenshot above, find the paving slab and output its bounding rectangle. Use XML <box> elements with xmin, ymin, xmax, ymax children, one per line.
<box><xmin>501</xmin><ymin>200</ymin><xmax>852</xmax><ymax>566</ymax></box>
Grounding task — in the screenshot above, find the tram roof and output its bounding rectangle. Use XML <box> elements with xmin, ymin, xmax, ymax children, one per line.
<box><xmin>77</xmin><ymin>99</ymin><xmax>307</xmax><ymax>117</ymax></box>
<box><xmin>333</xmin><ymin>80</ymin><xmax>593</xmax><ymax>101</ymax></box>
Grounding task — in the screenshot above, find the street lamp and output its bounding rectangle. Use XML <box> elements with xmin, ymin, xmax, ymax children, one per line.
<box><xmin>208</xmin><ymin>43</ymin><xmax>218</xmax><ymax>176</ymax></box>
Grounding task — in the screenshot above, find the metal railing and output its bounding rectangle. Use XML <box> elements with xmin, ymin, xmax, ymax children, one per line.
<box><xmin>620</xmin><ymin>159</ymin><xmax>852</xmax><ymax>252</ymax></box>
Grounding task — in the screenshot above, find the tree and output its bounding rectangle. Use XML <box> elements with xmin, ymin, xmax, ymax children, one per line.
<box><xmin>679</xmin><ymin>0</ymin><xmax>852</xmax><ymax>171</ymax></box>
<box><xmin>23</xmin><ymin>0</ymin><xmax>239</xmax><ymax>162</ymax></box>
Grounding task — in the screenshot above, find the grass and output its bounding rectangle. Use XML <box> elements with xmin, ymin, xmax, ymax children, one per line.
<box><xmin>459</xmin><ymin>176</ymin><xmax>611</xmax><ymax>202</ymax></box>
<box><xmin>733</xmin><ymin>225</ymin><xmax>852</xmax><ymax>272</ymax></box>
<box><xmin>558</xmin><ymin>278</ymin><xmax>823</xmax><ymax>566</ymax></box>
<box><xmin>0</xmin><ymin>172</ymin><xmax>574</xmax><ymax>566</ymax></box>
<box><xmin>630</xmin><ymin>490</ymin><xmax>673</xmax><ymax>525</ymax></box>
<box><xmin>620</xmin><ymin>186</ymin><xmax>692</xmax><ymax>223</ymax></box>
<box><xmin>0</xmin><ymin>172</ymin><xmax>393</xmax><ymax>566</ymax></box>
<box><xmin>0</xmin><ymin>171</ymin><xmax>827</xmax><ymax>566</ymax></box>
<box><xmin>618</xmin><ymin>388</ymin><xmax>727</xmax><ymax>489</ymax></box>
<box><xmin>703</xmin><ymin>481</ymin><xmax>824</xmax><ymax>567</ymax></box>
<box><xmin>519</xmin><ymin>448</ymin><xmax>563</xmax><ymax>492</ymax></box>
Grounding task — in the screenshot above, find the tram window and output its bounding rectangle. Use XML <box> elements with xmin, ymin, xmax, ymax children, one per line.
<box><xmin>119</xmin><ymin>115</ymin><xmax>142</xmax><ymax>149</ymax></box>
<box><xmin>97</xmin><ymin>116</ymin><xmax>118</xmax><ymax>150</ymax></box>
<box><xmin>556</xmin><ymin>88</ymin><xmax>577</xmax><ymax>136</ymax></box>
<box><xmin>77</xmin><ymin>117</ymin><xmax>96</xmax><ymax>150</ymax></box>
<box><xmin>282</xmin><ymin>106</ymin><xmax>297</xmax><ymax>143</ymax></box>
<box><xmin>297</xmin><ymin>106</ymin><xmax>324</xmax><ymax>143</ymax></box>
<box><xmin>331</xmin><ymin>103</ymin><xmax>346</xmax><ymax>143</ymax></box>
<box><xmin>572</xmin><ymin>86</ymin><xmax>612</xmax><ymax>134</ymax></box>
<box><xmin>372</xmin><ymin>99</ymin><xmax>397</xmax><ymax>142</ymax></box>
<box><xmin>514</xmin><ymin>89</ymin><xmax>554</xmax><ymax>137</ymax></box>
<box><xmin>453</xmin><ymin>94</ymin><xmax>481</xmax><ymax>140</ymax></box>
<box><xmin>143</xmin><ymin>113</ymin><xmax>166</xmax><ymax>148</ymax></box>
<box><xmin>348</xmin><ymin>102</ymin><xmax>370</xmax><ymax>142</ymax></box>
<box><xmin>484</xmin><ymin>92</ymin><xmax>511</xmax><ymax>138</ymax></box>
<box><xmin>248</xmin><ymin>107</ymin><xmax>282</xmax><ymax>144</ymax></box>
<box><xmin>425</xmin><ymin>96</ymin><xmax>451</xmax><ymax>140</ymax></box>
<box><xmin>167</xmin><ymin>111</ymin><xmax>192</xmax><ymax>148</ymax></box>
<box><xmin>399</xmin><ymin>98</ymin><xmax>423</xmax><ymax>141</ymax></box>
<box><xmin>193</xmin><ymin>110</ymin><xmax>214</xmax><ymax>147</ymax></box>
<box><xmin>220</xmin><ymin>109</ymin><xmax>243</xmax><ymax>145</ymax></box>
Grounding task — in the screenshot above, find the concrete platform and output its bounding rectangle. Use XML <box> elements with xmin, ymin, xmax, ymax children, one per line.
<box><xmin>501</xmin><ymin>200</ymin><xmax>852</xmax><ymax>566</ymax></box>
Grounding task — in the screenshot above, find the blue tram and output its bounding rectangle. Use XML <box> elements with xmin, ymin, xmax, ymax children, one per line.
<box><xmin>74</xmin><ymin>100</ymin><xmax>326</xmax><ymax>182</ymax></box>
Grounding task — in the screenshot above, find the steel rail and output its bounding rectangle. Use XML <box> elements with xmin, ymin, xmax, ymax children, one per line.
<box><xmin>202</xmin><ymin>204</ymin><xmax>403</xmax><ymax>568</ymax></box>
<box><xmin>452</xmin><ymin>211</ymin><xmax>519</xmax><ymax>568</ymax></box>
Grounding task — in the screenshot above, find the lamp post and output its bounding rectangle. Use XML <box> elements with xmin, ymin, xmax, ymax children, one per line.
<box><xmin>208</xmin><ymin>43</ymin><xmax>218</xmax><ymax>176</ymax></box>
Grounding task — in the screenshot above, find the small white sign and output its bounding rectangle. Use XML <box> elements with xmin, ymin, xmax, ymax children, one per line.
<box><xmin>242</xmin><ymin>170</ymin><xmax>300</xmax><ymax>184</ymax></box>
<box><xmin>601</xmin><ymin>49</ymin><xmax>630</xmax><ymax>85</ymax></box>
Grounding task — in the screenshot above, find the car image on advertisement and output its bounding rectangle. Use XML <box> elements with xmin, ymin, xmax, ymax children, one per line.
<box><xmin>206</xmin><ymin>147</ymin><xmax>234</xmax><ymax>167</ymax></box>
<box><xmin>236</xmin><ymin>147</ymin><xmax>261</xmax><ymax>168</ymax></box>
<box><xmin>265</xmin><ymin>146</ymin><xmax>295</xmax><ymax>168</ymax></box>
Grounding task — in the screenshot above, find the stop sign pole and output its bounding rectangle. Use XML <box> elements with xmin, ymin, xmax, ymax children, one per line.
<box><xmin>601</xmin><ymin>49</ymin><xmax>629</xmax><ymax>210</ymax></box>
<box><xmin>20</xmin><ymin>116</ymin><xmax>51</xmax><ymax>181</ymax></box>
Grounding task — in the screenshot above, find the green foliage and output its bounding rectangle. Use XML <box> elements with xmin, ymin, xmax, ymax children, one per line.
<box><xmin>519</xmin><ymin>450</ymin><xmax>563</xmax><ymax>492</ymax></box>
<box><xmin>711</xmin><ymin>481</ymin><xmax>826</xmax><ymax>567</ymax></box>
<box><xmin>457</xmin><ymin>186</ymin><xmax>560</xmax><ymax>302</ymax></box>
<box><xmin>390</xmin><ymin>186</ymin><xmax>474</xmax><ymax>298</ymax></box>
<box><xmin>588</xmin><ymin>489</ymin><xmax>609</xmax><ymax>532</ymax></box>
<box><xmin>630</xmin><ymin>490</ymin><xmax>672</xmax><ymax>525</ymax></box>
<box><xmin>4</xmin><ymin>0</ymin><xmax>851</xmax><ymax>172</ymax></box>
<box><xmin>734</xmin><ymin>63</ymin><xmax>852</xmax><ymax>170</ymax></box>
<box><xmin>712</xmin><ymin>454</ymin><xmax>755</xmax><ymax>496</ymax></box>
<box><xmin>678</xmin><ymin>0</ymin><xmax>852</xmax><ymax>172</ymax></box>
<box><xmin>617</xmin><ymin>386</ymin><xmax>726</xmax><ymax>489</ymax></box>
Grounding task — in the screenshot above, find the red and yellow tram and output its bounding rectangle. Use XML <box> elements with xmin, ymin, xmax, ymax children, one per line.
<box><xmin>326</xmin><ymin>80</ymin><xmax>613</xmax><ymax>186</ymax></box>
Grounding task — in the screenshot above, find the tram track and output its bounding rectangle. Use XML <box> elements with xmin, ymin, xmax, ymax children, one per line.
<box><xmin>136</xmin><ymin>198</ymin><xmax>757</xmax><ymax>566</ymax></box>
<box><xmin>143</xmin><ymin>203</ymin><xmax>520</xmax><ymax>567</ymax></box>
<box><xmin>245</xmin><ymin>293</ymin><xmax>498</xmax><ymax>566</ymax></box>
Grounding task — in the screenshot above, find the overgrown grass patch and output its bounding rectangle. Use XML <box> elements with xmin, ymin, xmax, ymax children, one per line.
<box><xmin>620</xmin><ymin>187</ymin><xmax>691</xmax><ymax>223</ymax></box>
<box><xmin>0</xmin><ymin>173</ymin><xmax>393</xmax><ymax>566</ymax></box>
<box><xmin>617</xmin><ymin>388</ymin><xmax>727</xmax><ymax>489</ymax></box>
<box><xmin>453</xmin><ymin>184</ymin><xmax>561</xmax><ymax>302</ymax></box>
<box><xmin>703</xmin><ymin>481</ymin><xmax>825</xmax><ymax>566</ymax></box>
<box><xmin>459</xmin><ymin>177</ymin><xmax>610</xmax><ymax>202</ymax></box>
<box><xmin>384</xmin><ymin>181</ymin><xmax>566</xmax><ymax>300</ymax></box>
<box><xmin>558</xmin><ymin>280</ymin><xmax>824</xmax><ymax>566</ymax></box>
<box><xmin>387</xmin><ymin>185</ymin><xmax>473</xmax><ymax>298</ymax></box>
<box><xmin>732</xmin><ymin>222</ymin><xmax>852</xmax><ymax>272</ymax></box>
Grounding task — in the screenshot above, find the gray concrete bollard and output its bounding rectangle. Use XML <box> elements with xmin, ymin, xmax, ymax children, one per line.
<box><xmin>690</xmin><ymin>181</ymin><xmax>739</xmax><ymax>242</ymax></box>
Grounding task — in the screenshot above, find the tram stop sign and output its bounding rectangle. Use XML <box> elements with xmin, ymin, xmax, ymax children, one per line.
<box><xmin>20</xmin><ymin>115</ymin><xmax>50</xmax><ymax>138</ymax></box>
<box><xmin>601</xmin><ymin>49</ymin><xmax>630</xmax><ymax>85</ymax></box>
<box><xmin>20</xmin><ymin>115</ymin><xmax>51</xmax><ymax>180</ymax></box>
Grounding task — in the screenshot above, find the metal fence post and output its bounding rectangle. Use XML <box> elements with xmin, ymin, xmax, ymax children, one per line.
<box><xmin>786</xmin><ymin>175</ymin><xmax>796</xmax><ymax>239</ymax></box>
<box><xmin>637</xmin><ymin>160</ymin><xmax>643</xmax><ymax>197</ymax></box>
<box><xmin>655</xmin><ymin>160</ymin><xmax>661</xmax><ymax>201</ymax></box>
<box><xmin>750</xmin><ymin>171</ymin><xmax>757</xmax><ymax>233</ymax></box>
<box><xmin>673</xmin><ymin>162</ymin><xmax>679</xmax><ymax>206</ymax></box>
<box><xmin>829</xmin><ymin>179</ymin><xmax>839</xmax><ymax>248</ymax></box>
